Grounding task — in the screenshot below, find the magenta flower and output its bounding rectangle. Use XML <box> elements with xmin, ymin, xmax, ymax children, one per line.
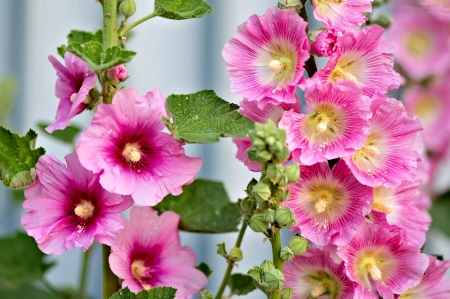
<box><xmin>313</xmin><ymin>25</ymin><xmax>401</xmax><ymax>98</ymax></box>
<box><xmin>21</xmin><ymin>153</ymin><xmax>133</xmax><ymax>254</ymax></box>
<box><xmin>310</xmin><ymin>28</ymin><xmax>339</xmax><ymax>57</ymax></box>
<box><xmin>76</xmin><ymin>88</ymin><xmax>201</xmax><ymax>206</ymax></box>
<box><xmin>222</xmin><ymin>6</ymin><xmax>309</xmax><ymax>108</ymax></box>
<box><xmin>46</xmin><ymin>52</ymin><xmax>96</xmax><ymax>133</ymax></box>
<box><xmin>284</xmin><ymin>160</ymin><xmax>373</xmax><ymax>246</ymax></box>
<box><xmin>398</xmin><ymin>255</ymin><xmax>450</xmax><ymax>299</ymax></box>
<box><xmin>109</xmin><ymin>206</ymin><xmax>207</xmax><ymax>298</ymax></box>
<box><xmin>284</xmin><ymin>247</ymin><xmax>354</xmax><ymax>299</ymax></box>
<box><xmin>279</xmin><ymin>81</ymin><xmax>371</xmax><ymax>165</ymax></box>
<box><xmin>343</xmin><ymin>96</ymin><xmax>423</xmax><ymax>188</ymax></box>
<box><xmin>337</xmin><ymin>222</ymin><xmax>429</xmax><ymax>299</ymax></box>
<box><xmin>312</xmin><ymin>0</ymin><xmax>372</xmax><ymax>33</ymax></box>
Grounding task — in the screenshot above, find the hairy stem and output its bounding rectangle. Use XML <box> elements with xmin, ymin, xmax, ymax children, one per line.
<box><xmin>118</xmin><ymin>12</ymin><xmax>158</xmax><ymax>37</ymax></box>
<box><xmin>214</xmin><ymin>221</ymin><xmax>248</xmax><ymax>299</ymax></box>
<box><xmin>79</xmin><ymin>244</ymin><xmax>94</xmax><ymax>299</ymax></box>
<box><xmin>101</xmin><ymin>0</ymin><xmax>118</xmax><ymax>104</ymax></box>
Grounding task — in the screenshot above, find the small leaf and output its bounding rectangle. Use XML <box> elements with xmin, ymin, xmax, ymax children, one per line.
<box><xmin>37</xmin><ymin>122</ymin><xmax>81</xmax><ymax>144</ymax></box>
<box><xmin>109</xmin><ymin>286</ymin><xmax>177</xmax><ymax>299</ymax></box>
<box><xmin>196</xmin><ymin>262</ymin><xmax>213</xmax><ymax>278</ymax></box>
<box><xmin>102</xmin><ymin>46</ymin><xmax>136</xmax><ymax>71</ymax></box>
<box><xmin>216</xmin><ymin>243</ymin><xmax>227</xmax><ymax>259</ymax></box>
<box><xmin>154</xmin><ymin>179</ymin><xmax>241</xmax><ymax>233</ymax></box>
<box><xmin>228</xmin><ymin>273</ymin><xmax>257</xmax><ymax>296</ymax></box>
<box><xmin>154</xmin><ymin>0</ymin><xmax>213</xmax><ymax>20</ymax></box>
<box><xmin>67</xmin><ymin>29</ymin><xmax>102</xmax><ymax>44</ymax></box>
<box><xmin>0</xmin><ymin>127</ymin><xmax>45</xmax><ymax>189</ymax></box>
<box><xmin>57</xmin><ymin>44</ymin><xmax>66</xmax><ymax>58</ymax></box>
<box><xmin>163</xmin><ymin>90</ymin><xmax>254</xmax><ymax>143</ymax></box>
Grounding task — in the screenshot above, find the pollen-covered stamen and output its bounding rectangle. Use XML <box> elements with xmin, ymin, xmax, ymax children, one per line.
<box><xmin>122</xmin><ymin>143</ymin><xmax>141</xmax><ymax>163</ymax></box>
<box><xmin>315</xmin><ymin>190</ymin><xmax>333</xmax><ymax>213</ymax></box>
<box><xmin>74</xmin><ymin>199</ymin><xmax>94</xmax><ymax>219</ymax></box>
<box><xmin>70</xmin><ymin>93</ymin><xmax>78</xmax><ymax>102</ymax></box>
<box><xmin>269</xmin><ymin>59</ymin><xmax>285</xmax><ymax>73</ymax></box>
<box><xmin>372</xmin><ymin>201</ymin><xmax>392</xmax><ymax>214</ymax></box>
<box><xmin>360</xmin><ymin>145</ymin><xmax>380</xmax><ymax>158</ymax></box>
<box><xmin>310</xmin><ymin>283</ymin><xmax>327</xmax><ymax>298</ymax></box>
<box><xmin>131</xmin><ymin>260</ymin><xmax>151</xmax><ymax>289</ymax></box>
<box><xmin>329</xmin><ymin>66</ymin><xmax>357</xmax><ymax>83</ymax></box>
<box><xmin>363</xmin><ymin>258</ymin><xmax>382</xmax><ymax>281</ymax></box>
<box><xmin>316</xmin><ymin>115</ymin><xmax>329</xmax><ymax>133</ymax></box>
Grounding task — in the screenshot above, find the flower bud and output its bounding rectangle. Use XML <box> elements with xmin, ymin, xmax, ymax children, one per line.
<box><xmin>249</xmin><ymin>214</ymin><xmax>268</xmax><ymax>232</ymax></box>
<box><xmin>248</xmin><ymin>266</ymin><xmax>263</xmax><ymax>283</ymax></box>
<box><xmin>258</xmin><ymin>150</ymin><xmax>273</xmax><ymax>162</ymax></box>
<box><xmin>263</xmin><ymin>208</ymin><xmax>276</xmax><ymax>223</ymax></box>
<box><xmin>278</xmin><ymin>174</ymin><xmax>289</xmax><ymax>186</ymax></box>
<box><xmin>237</xmin><ymin>197</ymin><xmax>255</xmax><ymax>214</ymax></box>
<box><xmin>278</xmin><ymin>0</ymin><xmax>302</xmax><ymax>9</ymax></box>
<box><xmin>288</xmin><ymin>236</ymin><xmax>308</xmax><ymax>256</ymax></box>
<box><xmin>373</xmin><ymin>13</ymin><xmax>392</xmax><ymax>29</ymax></box>
<box><xmin>284</xmin><ymin>164</ymin><xmax>300</xmax><ymax>184</ymax></box>
<box><xmin>280</xmin><ymin>246</ymin><xmax>294</xmax><ymax>262</ymax></box>
<box><xmin>264</xmin><ymin>269</ymin><xmax>285</xmax><ymax>290</ymax></box>
<box><xmin>229</xmin><ymin>247</ymin><xmax>243</xmax><ymax>262</ymax></box>
<box><xmin>247</xmin><ymin>146</ymin><xmax>260</xmax><ymax>163</ymax></box>
<box><xmin>107</xmin><ymin>64</ymin><xmax>128</xmax><ymax>83</ymax></box>
<box><xmin>260</xmin><ymin>259</ymin><xmax>276</xmax><ymax>273</ymax></box>
<box><xmin>252</xmin><ymin>137</ymin><xmax>266</xmax><ymax>150</ymax></box>
<box><xmin>119</xmin><ymin>0</ymin><xmax>136</xmax><ymax>17</ymax></box>
<box><xmin>266</xmin><ymin>163</ymin><xmax>284</xmax><ymax>182</ymax></box>
<box><xmin>252</xmin><ymin>182</ymin><xmax>271</xmax><ymax>202</ymax></box>
<box><xmin>199</xmin><ymin>290</ymin><xmax>213</xmax><ymax>299</ymax></box>
<box><xmin>275</xmin><ymin>207</ymin><xmax>295</xmax><ymax>228</ymax></box>
<box><xmin>281</xmin><ymin>287</ymin><xmax>293</xmax><ymax>299</ymax></box>
<box><xmin>279</xmin><ymin>188</ymin><xmax>290</xmax><ymax>201</ymax></box>
<box><xmin>274</xmin><ymin>146</ymin><xmax>290</xmax><ymax>163</ymax></box>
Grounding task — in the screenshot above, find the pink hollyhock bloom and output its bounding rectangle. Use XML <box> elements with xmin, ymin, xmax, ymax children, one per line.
<box><xmin>418</xmin><ymin>0</ymin><xmax>450</xmax><ymax>21</ymax></box>
<box><xmin>312</xmin><ymin>0</ymin><xmax>372</xmax><ymax>33</ymax></box>
<box><xmin>222</xmin><ymin>6</ymin><xmax>309</xmax><ymax>108</ymax></box>
<box><xmin>284</xmin><ymin>247</ymin><xmax>354</xmax><ymax>299</ymax></box>
<box><xmin>109</xmin><ymin>206</ymin><xmax>207</xmax><ymax>298</ymax></box>
<box><xmin>337</xmin><ymin>222</ymin><xmax>429</xmax><ymax>299</ymax></box>
<box><xmin>313</xmin><ymin>25</ymin><xmax>401</xmax><ymax>98</ymax></box>
<box><xmin>279</xmin><ymin>81</ymin><xmax>371</xmax><ymax>165</ymax></box>
<box><xmin>398</xmin><ymin>255</ymin><xmax>450</xmax><ymax>299</ymax></box>
<box><xmin>46</xmin><ymin>52</ymin><xmax>96</xmax><ymax>133</ymax></box>
<box><xmin>310</xmin><ymin>28</ymin><xmax>339</xmax><ymax>57</ymax></box>
<box><xmin>390</xmin><ymin>2</ymin><xmax>450</xmax><ymax>80</ymax></box>
<box><xmin>343</xmin><ymin>96</ymin><xmax>423</xmax><ymax>188</ymax></box>
<box><xmin>21</xmin><ymin>153</ymin><xmax>133</xmax><ymax>254</ymax></box>
<box><xmin>284</xmin><ymin>160</ymin><xmax>373</xmax><ymax>246</ymax></box>
<box><xmin>76</xmin><ymin>88</ymin><xmax>201</xmax><ymax>206</ymax></box>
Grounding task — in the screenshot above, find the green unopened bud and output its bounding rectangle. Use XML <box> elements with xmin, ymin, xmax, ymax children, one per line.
<box><xmin>279</xmin><ymin>188</ymin><xmax>290</xmax><ymax>201</ymax></box>
<box><xmin>268</xmin><ymin>141</ymin><xmax>284</xmax><ymax>154</ymax></box>
<box><xmin>248</xmin><ymin>266</ymin><xmax>263</xmax><ymax>283</ymax></box>
<box><xmin>275</xmin><ymin>207</ymin><xmax>295</xmax><ymax>228</ymax></box>
<box><xmin>229</xmin><ymin>247</ymin><xmax>243</xmax><ymax>262</ymax></box>
<box><xmin>263</xmin><ymin>208</ymin><xmax>276</xmax><ymax>223</ymax></box>
<box><xmin>265</xmin><ymin>136</ymin><xmax>276</xmax><ymax>146</ymax></box>
<box><xmin>274</xmin><ymin>146</ymin><xmax>290</xmax><ymax>163</ymax></box>
<box><xmin>284</xmin><ymin>164</ymin><xmax>300</xmax><ymax>184</ymax></box>
<box><xmin>288</xmin><ymin>236</ymin><xmax>308</xmax><ymax>256</ymax></box>
<box><xmin>280</xmin><ymin>246</ymin><xmax>294</xmax><ymax>262</ymax></box>
<box><xmin>258</xmin><ymin>150</ymin><xmax>272</xmax><ymax>162</ymax></box>
<box><xmin>278</xmin><ymin>174</ymin><xmax>289</xmax><ymax>186</ymax></box>
<box><xmin>249</xmin><ymin>214</ymin><xmax>268</xmax><ymax>232</ymax></box>
<box><xmin>252</xmin><ymin>182</ymin><xmax>271</xmax><ymax>202</ymax></box>
<box><xmin>247</xmin><ymin>146</ymin><xmax>259</xmax><ymax>163</ymax></box>
<box><xmin>237</xmin><ymin>197</ymin><xmax>255</xmax><ymax>214</ymax></box>
<box><xmin>199</xmin><ymin>290</ymin><xmax>213</xmax><ymax>299</ymax></box>
<box><xmin>260</xmin><ymin>259</ymin><xmax>276</xmax><ymax>273</ymax></box>
<box><xmin>264</xmin><ymin>269</ymin><xmax>285</xmax><ymax>290</ymax></box>
<box><xmin>253</xmin><ymin>137</ymin><xmax>266</xmax><ymax>150</ymax></box>
<box><xmin>373</xmin><ymin>13</ymin><xmax>392</xmax><ymax>29</ymax></box>
<box><xmin>266</xmin><ymin>164</ymin><xmax>284</xmax><ymax>182</ymax></box>
<box><xmin>281</xmin><ymin>287</ymin><xmax>293</xmax><ymax>299</ymax></box>
<box><xmin>371</xmin><ymin>0</ymin><xmax>383</xmax><ymax>7</ymax></box>
<box><xmin>119</xmin><ymin>0</ymin><xmax>136</xmax><ymax>17</ymax></box>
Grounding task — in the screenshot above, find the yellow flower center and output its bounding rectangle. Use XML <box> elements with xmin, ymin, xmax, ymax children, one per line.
<box><xmin>310</xmin><ymin>283</ymin><xmax>327</xmax><ymax>298</ymax></box>
<box><xmin>363</xmin><ymin>258</ymin><xmax>382</xmax><ymax>281</ymax></box>
<box><xmin>74</xmin><ymin>200</ymin><xmax>94</xmax><ymax>219</ymax></box>
<box><xmin>315</xmin><ymin>190</ymin><xmax>333</xmax><ymax>213</ymax></box>
<box><xmin>360</xmin><ymin>145</ymin><xmax>380</xmax><ymax>158</ymax></box>
<box><xmin>122</xmin><ymin>143</ymin><xmax>141</xmax><ymax>163</ymax></box>
<box><xmin>329</xmin><ymin>66</ymin><xmax>358</xmax><ymax>83</ymax></box>
<box><xmin>315</xmin><ymin>113</ymin><xmax>330</xmax><ymax>133</ymax></box>
<box><xmin>131</xmin><ymin>260</ymin><xmax>152</xmax><ymax>290</ymax></box>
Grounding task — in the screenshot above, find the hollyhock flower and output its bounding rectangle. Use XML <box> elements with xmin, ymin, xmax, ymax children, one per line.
<box><xmin>284</xmin><ymin>247</ymin><xmax>354</xmax><ymax>299</ymax></box>
<box><xmin>343</xmin><ymin>96</ymin><xmax>423</xmax><ymax>188</ymax></box>
<box><xmin>338</xmin><ymin>222</ymin><xmax>429</xmax><ymax>299</ymax></box>
<box><xmin>21</xmin><ymin>153</ymin><xmax>133</xmax><ymax>254</ymax></box>
<box><xmin>312</xmin><ymin>0</ymin><xmax>372</xmax><ymax>33</ymax></box>
<box><xmin>390</xmin><ymin>3</ymin><xmax>450</xmax><ymax>80</ymax></box>
<box><xmin>76</xmin><ymin>88</ymin><xmax>201</xmax><ymax>206</ymax></box>
<box><xmin>313</xmin><ymin>25</ymin><xmax>401</xmax><ymax>98</ymax></box>
<box><xmin>109</xmin><ymin>206</ymin><xmax>207</xmax><ymax>298</ymax></box>
<box><xmin>310</xmin><ymin>28</ymin><xmax>339</xmax><ymax>57</ymax></box>
<box><xmin>283</xmin><ymin>160</ymin><xmax>373</xmax><ymax>246</ymax></box>
<box><xmin>222</xmin><ymin>6</ymin><xmax>309</xmax><ymax>108</ymax></box>
<box><xmin>279</xmin><ymin>81</ymin><xmax>371</xmax><ymax>165</ymax></box>
<box><xmin>46</xmin><ymin>52</ymin><xmax>96</xmax><ymax>133</ymax></box>
<box><xmin>418</xmin><ymin>0</ymin><xmax>450</xmax><ymax>21</ymax></box>
<box><xmin>398</xmin><ymin>255</ymin><xmax>450</xmax><ymax>299</ymax></box>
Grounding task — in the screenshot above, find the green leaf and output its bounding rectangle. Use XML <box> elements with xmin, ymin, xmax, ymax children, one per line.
<box><xmin>36</xmin><ymin>122</ymin><xmax>81</xmax><ymax>144</ymax></box>
<box><xmin>430</xmin><ymin>198</ymin><xmax>450</xmax><ymax>237</ymax></box>
<box><xmin>154</xmin><ymin>179</ymin><xmax>241</xmax><ymax>233</ymax></box>
<box><xmin>67</xmin><ymin>29</ymin><xmax>102</xmax><ymax>44</ymax></box>
<box><xmin>216</xmin><ymin>243</ymin><xmax>228</xmax><ymax>259</ymax></box>
<box><xmin>0</xmin><ymin>233</ymin><xmax>54</xmax><ymax>282</ymax></box>
<box><xmin>0</xmin><ymin>75</ymin><xmax>17</xmax><ymax>126</ymax></box>
<box><xmin>196</xmin><ymin>262</ymin><xmax>213</xmax><ymax>278</ymax></box>
<box><xmin>102</xmin><ymin>46</ymin><xmax>137</xmax><ymax>71</ymax></box>
<box><xmin>0</xmin><ymin>282</ymin><xmax>61</xmax><ymax>299</ymax></box>
<box><xmin>154</xmin><ymin>0</ymin><xmax>213</xmax><ymax>20</ymax></box>
<box><xmin>228</xmin><ymin>273</ymin><xmax>257</xmax><ymax>296</ymax></box>
<box><xmin>163</xmin><ymin>90</ymin><xmax>254</xmax><ymax>143</ymax></box>
<box><xmin>109</xmin><ymin>287</ymin><xmax>176</xmax><ymax>299</ymax></box>
<box><xmin>57</xmin><ymin>44</ymin><xmax>66</xmax><ymax>58</ymax></box>
<box><xmin>0</xmin><ymin>127</ymin><xmax>45</xmax><ymax>189</ymax></box>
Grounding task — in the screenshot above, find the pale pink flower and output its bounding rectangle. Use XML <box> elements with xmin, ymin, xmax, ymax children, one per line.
<box><xmin>76</xmin><ymin>88</ymin><xmax>201</xmax><ymax>206</ymax></box>
<box><xmin>109</xmin><ymin>206</ymin><xmax>207</xmax><ymax>298</ymax></box>
<box><xmin>21</xmin><ymin>153</ymin><xmax>133</xmax><ymax>254</ymax></box>
<box><xmin>337</xmin><ymin>222</ymin><xmax>429</xmax><ymax>299</ymax></box>
<box><xmin>343</xmin><ymin>96</ymin><xmax>423</xmax><ymax>188</ymax></box>
<box><xmin>46</xmin><ymin>52</ymin><xmax>96</xmax><ymax>133</ymax></box>
<box><xmin>284</xmin><ymin>247</ymin><xmax>354</xmax><ymax>299</ymax></box>
<box><xmin>222</xmin><ymin>6</ymin><xmax>309</xmax><ymax>108</ymax></box>
<box><xmin>310</xmin><ymin>28</ymin><xmax>339</xmax><ymax>57</ymax></box>
<box><xmin>312</xmin><ymin>0</ymin><xmax>372</xmax><ymax>33</ymax></box>
<box><xmin>279</xmin><ymin>81</ymin><xmax>371</xmax><ymax>165</ymax></box>
<box><xmin>313</xmin><ymin>25</ymin><xmax>401</xmax><ymax>98</ymax></box>
<box><xmin>284</xmin><ymin>160</ymin><xmax>373</xmax><ymax>246</ymax></box>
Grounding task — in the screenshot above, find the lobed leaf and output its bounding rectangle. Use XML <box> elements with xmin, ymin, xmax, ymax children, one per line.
<box><xmin>228</xmin><ymin>273</ymin><xmax>257</xmax><ymax>296</ymax></box>
<box><xmin>109</xmin><ymin>287</ymin><xmax>176</xmax><ymax>299</ymax></box>
<box><xmin>154</xmin><ymin>0</ymin><xmax>213</xmax><ymax>20</ymax></box>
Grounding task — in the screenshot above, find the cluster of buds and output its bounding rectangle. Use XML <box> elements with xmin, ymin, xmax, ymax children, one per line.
<box><xmin>280</xmin><ymin>235</ymin><xmax>308</xmax><ymax>262</ymax></box>
<box><xmin>248</xmin><ymin>259</ymin><xmax>293</xmax><ymax>298</ymax></box>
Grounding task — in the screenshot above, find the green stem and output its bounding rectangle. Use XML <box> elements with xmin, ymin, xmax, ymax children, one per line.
<box><xmin>79</xmin><ymin>244</ymin><xmax>94</xmax><ymax>299</ymax></box>
<box><xmin>41</xmin><ymin>278</ymin><xmax>64</xmax><ymax>297</ymax></box>
<box><xmin>103</xmin><ymin>244</ymin><xmax>119</xmax><ymax>299</ymax></box>
<box><xmin>117</xmin><ymin>16</ymin><xmax>129</xmax><ymax>37</ymax></box>
<box><xmin>214</xmin><ymin>221</ymin><xmax>248</xmax><ymax>299</ymax></box>
<box><xmin>101</xmin><ymin>0</ymin><xmax>118</xmax><ymax>104</ymax></box>
<box><xmin>118</xmin><ymin>12</ymin><xmax>158</xmax><ymax>37</ymax></box>
<box><xmin>270</xmin><ymin>229</ymin><xmax>283</xmax><ymax>299</ymax></box>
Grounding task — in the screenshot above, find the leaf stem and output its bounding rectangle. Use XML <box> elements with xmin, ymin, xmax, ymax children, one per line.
<box><xmin>102</xmin><ymin>244</ymin><xmax>119</xmax><ymax>299</ymax></box>
<box><xmin>79</xmin><ymin>244</ymin><xmax>94</xmax><ymax>299</ymax></box>
<box><xmin>214</xmin><ymin>221</ymin><xmax>248</xmax><ymax>299</ymax></box>
<box><xmin>118</xmin><ymin>12</ymin><xmax>158</xmax><ymax>37</ymax></box>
